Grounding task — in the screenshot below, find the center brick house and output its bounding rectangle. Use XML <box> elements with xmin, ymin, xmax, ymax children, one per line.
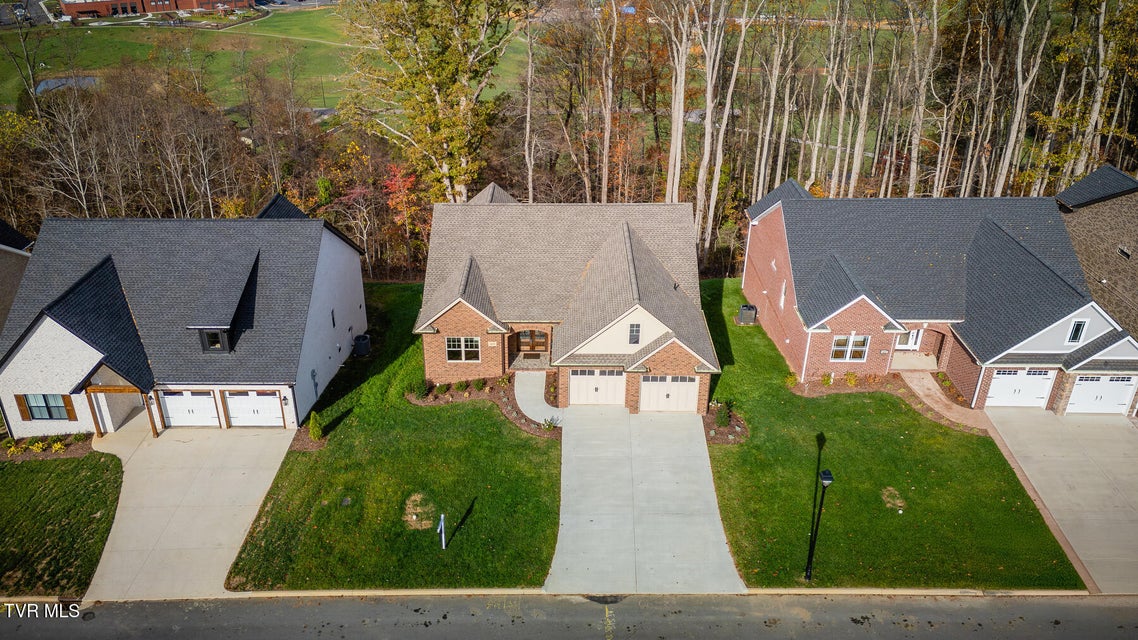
<box><xmin>742</xmin><ymin>180</ymin><xmax>1138</xmax><ymax>415</ymax></box>
<box><xmin>414</xmin><ymin>185</ymin><xmax>720</xmax><ymax>414</ymax></box>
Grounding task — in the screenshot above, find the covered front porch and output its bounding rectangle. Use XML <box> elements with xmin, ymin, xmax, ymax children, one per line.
<box><xmin>507</xmin><ymin>327</ymin><xmax>554</xmax><ymax>372</ymax></box>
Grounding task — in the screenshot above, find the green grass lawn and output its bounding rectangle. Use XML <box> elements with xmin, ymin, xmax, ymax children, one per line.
<box><xmin>0</xmin><ymin>453</ymin><xmax>122</xmax><ymax>597</ymax></box>
<box><xmin>226</xmin><ymin>283</ymin><xmax>560</xmax><ymax>590</ymax></box>
<box><xmin>703</xmin><ymin>278</ymin><xmax>1083</xmax><ymax>589</ymax></box>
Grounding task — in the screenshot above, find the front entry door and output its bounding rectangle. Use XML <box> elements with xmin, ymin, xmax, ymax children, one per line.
<box><xmin>517</xmin><ymin>330</ymin><xmax>548</xmax><ymax>352</ymax></box>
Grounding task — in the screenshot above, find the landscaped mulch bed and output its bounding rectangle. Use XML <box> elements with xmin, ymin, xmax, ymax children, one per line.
<box><xmin>930</xmin><ymin>371</ymin><xmax>971</xmax><ymax>408</ymax></box>
<box><xmin>406</xmin><ymin>376</ymin><xmax>562</xmax><ymax>441</ymax></box>
<box><xmin>789</xmin><ymin>373</ymin><xmax>979</xmax><ymax>434</ymax></box>
<box><xmin>288</xmin><ymin>427</ymin><xmax>327</xmax><ymax>452</ymax></box>
<box><xmin>702</xmin><ymin>404</ymin><xmax>750</xmax><ymax>444</ymax></box>
<box><xmin>2</xmin><ymin>437</ymin><xmax>94</xmax><ymax>463</ymax></box>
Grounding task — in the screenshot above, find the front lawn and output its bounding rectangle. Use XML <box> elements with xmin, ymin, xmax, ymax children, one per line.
<box><xmin>0</xmin><ymin>453</ymin><xmax>122</xmax><ymax>597</ymax></box>
<box><xmin>227</xmin><ymin>284</ymin><xmax>560</xmax><ymax>590</ymax></box>
<box><xmin>704</xmin><ymin>278</ymin><xmax>1083</xmax><ymax>589</ymax></box>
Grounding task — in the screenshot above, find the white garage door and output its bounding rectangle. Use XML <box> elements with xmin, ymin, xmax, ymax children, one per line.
<box><xmin>1066</xmin><ymin>375</ymin><xmax>1138</xmax><ymax>414</ymax></box>
<box><xmin>159</xmin><ymin>390</ymin><xmax>220</xmax><ymax>428</ymax></box>
<box><xmin>224</xmin><ymin>390</ymin><xmax>285</xmax><ymax>427</ymax></box>
<box><xmin>639</xmin><ymin>375</ymin><xmax>699</xmax><ymax>412</ymax></box>
<box><xmin>569</xmin><ymin>369</ymin><xmax>625</xmax><ymax>405</ymax></box>
<box><xmin>985</xmin><ymin>369</ymin><xmax>1055</xmax><ymax>408</ymax></box>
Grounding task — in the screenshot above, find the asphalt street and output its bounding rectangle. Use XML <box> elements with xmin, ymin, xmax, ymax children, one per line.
<box><xmin>3</xmin><ymin>594</ymin><xmax>1138</xmax><ymax>639</ymax></box>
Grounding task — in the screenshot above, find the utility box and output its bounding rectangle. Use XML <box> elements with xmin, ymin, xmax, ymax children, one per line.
<box><xmin>738</xmin><ymin>304</ymin><xmax>757</xmax><ymax>325</ymax></box>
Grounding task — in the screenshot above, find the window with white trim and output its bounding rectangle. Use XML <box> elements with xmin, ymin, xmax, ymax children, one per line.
<box><xmin>830</xmin><ymin>335</ymin><xmax>869</xmax><ymax>361</ymax></box>
<box><xmin>445</xmin><ymin>337</ymin><xmax>480</xmax><ymax>362</ymax></box>
<box><xmin>1067</xmin><ymin>320</ymin><xmax>1087</xmax><ymax>344</ymax></box>
<box><xmin>629</xmin><ymin>323</ymin><xmax>641</xmax><ymax>345</ymax></box>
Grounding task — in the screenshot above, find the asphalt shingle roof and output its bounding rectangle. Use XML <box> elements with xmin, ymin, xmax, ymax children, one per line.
<box><xmin>0</xmin><ymin>216</ymin><xmax>329</xmax><ymax>388</ymax></box>
<box><xmin>1057</xmin><ymin>165</ymin><xmax>1138</xmax><ymax>209</ymax></box>
<box><xmin>746</xmin><ymin>180</ymin><xmax>812</xmax><ymax>221</ymax></box>
<box><xmin>469</xmin><ymin>183</ymin><xmax>519</xmax><ymax>204</ymax></box>
<box><xmin>256</xmin><ymin>194</ymin><xmax>310</xmax><ymax>219</ymax></box>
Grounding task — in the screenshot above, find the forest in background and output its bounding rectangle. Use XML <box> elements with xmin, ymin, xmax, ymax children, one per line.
<box><xmin>1</xmin><ymin>0</ymin><xmax>1135</xmax><ymax>278</ymax></box>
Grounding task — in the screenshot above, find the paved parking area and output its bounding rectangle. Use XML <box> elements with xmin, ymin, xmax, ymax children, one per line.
<box><xmin>86</xmin><ymin>414</ymin><xmax>292</xmax><ymax>601</ymax></box>
<box><xmin>986</xmin><ymin>408</ymin><xmax>1138</xmax><ymax>594</ymax></box>
<box><xmin>543</xmin><ymin>406</ymin><xmax>745</xmax><ymax>595</ymax></box>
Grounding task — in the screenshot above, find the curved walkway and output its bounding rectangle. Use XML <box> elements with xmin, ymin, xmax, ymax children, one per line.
<box><xmin>516</xmin><ymin>373</ymin><xmax>744</xmax><ymax>594</ymax></box>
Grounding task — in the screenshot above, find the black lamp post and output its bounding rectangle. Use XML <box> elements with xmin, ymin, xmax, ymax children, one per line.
<box><xmin>804</xmin><ymin>468</ymin><xmax>834</xmax><ymax>581</ymax></box>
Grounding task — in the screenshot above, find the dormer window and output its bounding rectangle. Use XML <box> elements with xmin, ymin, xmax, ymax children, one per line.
<box><xmin>199</xmin><ymin>329</ymin><xmax>230</xmax><ymax>353</ymax></box>
<box><xmin>1067</xmin><ymin>320</ymin><xmax>1087</xmax><ymax>344</ymax></box>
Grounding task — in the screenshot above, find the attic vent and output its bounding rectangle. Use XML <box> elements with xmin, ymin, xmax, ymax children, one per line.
<box><xmin>1119</xmin><ymin>246</ymin><xmax>1131</xmax><ymax>260</ymax></box>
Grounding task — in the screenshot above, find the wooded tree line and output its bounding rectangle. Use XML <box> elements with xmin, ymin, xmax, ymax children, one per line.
<box><xmin>3</xmin><ymin>0</ymin><xmax>1136</xmax><ymax>278</ymax></box>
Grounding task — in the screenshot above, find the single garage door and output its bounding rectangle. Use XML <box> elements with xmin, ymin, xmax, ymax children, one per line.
<box><xmin>569</xmin><ymin>369</ymin><xmax>625</xmax><ymax>405</ymax></box>
<box><xmin>159</xmin><ymin>390</ymin><xmax>220</xmax><ymax>428</ymax></box>
<box><xmin>986</xmin><ymin>369</ymin><xmax>1055</xmax><ymax>408</ymax></box>
<box><xmin>1066</xmin><ymin>375</ymin><xmax>1138</xmax><ymax>414</ymax></box>
<box><xmin>639</xmin><ymin>375</ymin><xmax>699</xmax><ymax>412</ymax></box>
<box><xmin>224</xmin><ymin>390</ymin><xmax>285</xmax><ymax>427</ymax></box>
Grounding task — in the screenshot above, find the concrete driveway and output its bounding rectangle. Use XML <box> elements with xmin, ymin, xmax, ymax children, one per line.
<box><xmin>543</xmin><ymin>406</ymin><xmax>745</xmax><ymax>594</ymax></box>
<box><xmin>986</xmin><ymin>408</ymin><xmax>1138</xmax><ymax>594</ymax></box>
<box><xmin>86</xmin><ymin>412</ymin><xmax>292</xmax><ymax>601</ymax></box>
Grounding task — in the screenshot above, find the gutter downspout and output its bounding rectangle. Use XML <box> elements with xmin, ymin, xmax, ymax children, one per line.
<box><xmin>970</xmin><ymin>366</ymin><xmax>985</xmax><ymax>408</ymax></box>
<box><xmin>801</xmin><ymin>330</ymin><xmax>812</xmax><ymax>381</ymax></box>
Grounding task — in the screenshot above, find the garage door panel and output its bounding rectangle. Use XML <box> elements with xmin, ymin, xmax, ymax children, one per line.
<box><xmin>159</xmin><ymin>390</ymin><xmax>219</xmax><ymax>428</ymax></box>
<box><xmin>986</xmin><ymin>369</ymin><xmax>1054</xmax><ymax>408</ymax></box>
<box><xmin>569</xmin><ymin>369</ymin><xmax>625</xmax><ymax>405</ymax></box>
<box><xmin>640</xmin><ymin>375</ymin><xmax>699</xmax><ymax>412</ymax></box>
<box><xmin>224</xmin><ymin>390</ymin><xmax>285</xmax><ymax>427</ymax></box>
<box><xmin>1066</xmin><ymin>375</ymin><xmax>1138</xmax><ymax>414</ymax></box>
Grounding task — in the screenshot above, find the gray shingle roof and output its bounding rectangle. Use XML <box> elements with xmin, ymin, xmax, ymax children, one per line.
<box><xmin>416</xmin><ymin>202</ymin><xmax>718</xmax><ymax>370</ymax></box>
<box><xmin>746</xmin><ymin>179</ymin><xmax>812</xmax><ymax>220</ymax></box>
<box><xmin>796</xmin><ymin>254</ymin><xmax>894</xmax><ymax>327</ymax></box>
<box><xmin>256</xmin><ymin>194</ymin><xmax>310</xmax><ymax>219</ymax></box>
<box><xmin>43</xmin><ymin>257</ymin><xmax>154</xmax><ymax>390</ymax></box>
<box><xmin>1063</xmin><ymin>329</ymin><xmax>1129</xmax><ymax>369</ymax></box>
<box><xmin>417</xmin><ymin>255</ymin><xmax>505</xmax><ymax>331</ymax></box>
<box><xmin>1057</xmin><ymin>165</ymin><xmax>1138</xmax><ymax>209</ymax></box>
<box><xmin>469</xmin><ymin>183</ymin><xmax>519</xmax><ymax>204</ymax></box>
<box><xmin>0</xmin><ymin>249</ymin><xmax>29</xmax><ymax>332</ymax></box>
<box><xmin>0</xmin><ymin>216</ymin><xmax>332</xmax><ymax>388</ymax></box>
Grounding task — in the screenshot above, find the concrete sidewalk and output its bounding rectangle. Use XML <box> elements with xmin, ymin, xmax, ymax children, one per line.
<box><xmin>87</xmin><ymin>417</ymin><xmax>292</xmax><ymax>601</ymax></box>
<box><xmin>514</xmin><ymin>371</ymin><xmax>565</xmax><ymax>423</ymax></box>
<box><xmin>898</xmin><ymin>371</ymin><xmax>993</xmax><ymax>432</ymax></box>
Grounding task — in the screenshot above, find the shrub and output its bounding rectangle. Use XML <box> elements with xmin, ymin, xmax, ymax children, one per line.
<box><xmin>0</xmin><ymin>437</ymin><xmax>13</xmax><ymax>450</ymax></box>
<box><xmin>821</xmin><ymin>373</ymin><xmax>833</xmax><ymax>387</ymax></box>
<box><xmin>71</xmin><ymin>432</ymin><xmax>89</xmax><ymax>444</ymax></box>
<box><xmin>864</xmin><ymin>373</ymin><xmax>881</xmax><ymax>384</ymax></box>
<box><xmin>942</xmin><ymin>379</ymin><xmax>952</xmax><ymax>387</ymax></box>
<box><xmin>435</xmin><ymin>383</ymin><xmax>450</xmax><ymax>395</ymax></box>
<box><xmin>783</xmin><ymin>373</ymin><xmax>798</xmax><ymax>389</ymax></box>
<box><xmin>937</xmin><ymin>371</ymin><xmax>948</xmax><ymax>381</ymax></box>
<box><xmin>28</xmin><ymin>440</ymin><xmax>47</xmax><ymax>453</ymax></box>
<box><xmin>715</xmin><ymin>406</ymin><xmax>731</xmax><ymax>427</ymax></box>
<box><xmin>844</xmin><ymin>371</ymin><xmax>858</xmax><ymax>387</ymax></box>
<box><xmin>308</xmin><ymin>413</ymin><xmax>323</xmax><ymax>442</ymax></box>
<box><xmin>50</xmin><ymin>442</ymin><xmax>66</xmax><ymax>453</ymax></box>
<box><xmin>496</xmin><ymin>374</ymin><xmax>511</xmax><ymax>387</ymax></box>
<box><xmin>453</xmin><ymin>380</ymin><xmax>469</xmax><ymax>392</ymax></box>
<box><xmin>46</xmin><ymin>435</ymin><xmax>63</xmax><ymax>445</ymax></box>
<box><xmin>407</xmin><ymin>378</ymin><xmax>428</xmax><ymax>399</ymax></box>
<box><xmin>541</xmin><ymin>416</ymin><xmax>562</xmax><ymax>431</ymax></box>
<box><xmin>6</xmin><ymin>442</ymin><xmax>24</xmax><ymax>457</ymax></box>
<box><xmin>472</xmin><ymin>378</ymin><xmax>486</xmax><ymax>391</ymax></box>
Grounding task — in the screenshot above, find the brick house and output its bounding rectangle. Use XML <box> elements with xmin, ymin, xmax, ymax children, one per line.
<box><xmin>742</xmin><ymin>180</ymin><xmax>1138</xmax><ymax>415</ymax></box>
<box><xmin>60</xmin><ymin>0</ymin><xmax>254</xmax><ymax>19</ymax></box>
<box><xmin>414</xmin><ymin>185</ymin><xmax>720</xmax><ymax>414</ymax></box>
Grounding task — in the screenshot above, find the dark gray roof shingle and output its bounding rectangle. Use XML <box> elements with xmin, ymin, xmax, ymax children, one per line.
<box><xmin>469</xmin><ymin>183</ymin><xmax>519</xmax><ymax>204</ymax></box>
<box><xmin>746</xmin><ymin>179</ymin><xmax>812</xmax><ymax>220</ymax></box>
<box><xmin>0</xmin><ymin>216</ymin><xmax>330</xmax><ymax>387</ymax></box>
<box><xmin>256</xmin><ymin>194</ymin><xmax>310</xmax><ymax>219</ymax></box>
<box><xmin>1057</xmin><ymin>165</ymin><xmax>1138</xmax><ymax>209</ymax></box>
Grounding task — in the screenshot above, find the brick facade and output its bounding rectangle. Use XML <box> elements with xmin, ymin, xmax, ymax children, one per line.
<box><xmin>1048</xmin><ymin>369</ymin><xmax>1073</xmax><ymax>413</ymax></box>
<box><xmin>626</xmin><ymin>341</ymin><xmax>711</xmax><ymax>415</ymax></box>
<box><xmin>802</xmin><ymin>299</ymin><xmax>896</xmax><ymax>383</ymax></box>
<box><xmin>972</xmin><ymin>367</ymin><xmax>995</xmax><ymax>410</ymax></box>
<box><xmin>422</xmin><ymin>303</ymin><xmax>507</xmax><ymax>384</ymax></box>
<box><xmin>741</xmin><ymin>206</ymin><xmax>810</xmax><ymax>377</ymax></box>
<box><xmin>943</xmin><ymin>330</ymin><xmax>984</xmax><ymax>406</ymax></box>
<box><xmin>61</xmin><ymin>0</ymin><xmax>254</xmax><ymax>19</ymax></box>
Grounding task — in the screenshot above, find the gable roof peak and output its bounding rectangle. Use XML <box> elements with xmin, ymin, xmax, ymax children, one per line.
<box><xmin>469</xmin><ymin>183</ymin><xmax>519</xmax><ymax>204</ymax></box>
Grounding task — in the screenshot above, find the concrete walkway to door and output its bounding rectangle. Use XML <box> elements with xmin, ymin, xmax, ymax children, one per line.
<box><xmin>86</xmin><ymin>413</ymin><xmax>292</xmax><ymax>601</ymax></box>
<box><xmin>986</xmin><ymin>408</ymin><xmax>1138</xmax><ymax>594</ymax></box>
<box><xmin>531</xmin><ymin>395</ymin><xmax>744</xmax><ymax>593</ymax></box>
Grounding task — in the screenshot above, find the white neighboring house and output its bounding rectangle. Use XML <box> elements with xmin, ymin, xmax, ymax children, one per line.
<box><xmin>0</xmin><ymin>196</ymin><xmax>366</xmax><ymax>439</ymax></box>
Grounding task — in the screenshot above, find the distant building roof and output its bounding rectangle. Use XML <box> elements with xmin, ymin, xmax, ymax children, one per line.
<box><xmin>256</xmin><ymin>193</ymin><xmax>310</xmax><ymax>220</ymax></box>
<box><xmin>469</xmin><ymin>183</ymin><xmax>519</xmax><ymax>204</ymax></box>
<box><xmin>1057</xmin><ymin>165</ymin><xmax>1138</xmax><ymax>209</ymax></box>
<box><xmin>34</xmin><ymin>76</ymin><xmax>97</xmax><ymax>96</ymax></box>
<box><xmin>0</xmin><ymin>220</ymin><xmax>31</xmax><ymax>252</ymax></box>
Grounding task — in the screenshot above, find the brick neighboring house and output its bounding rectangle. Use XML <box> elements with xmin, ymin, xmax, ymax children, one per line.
<box><xmin>742</xmin><ymin>180</ymin><xmax>1138</xmax><ymax>415</ymax></box>
<box><xmin>60</xmin><ymin>0</ymin><xmax>254</xmax><ymax>19</ymax></box>
<box><xmin>414</xmin><ymin>184</ymin><xmax>720</xmax><ymax>415</ymax></box>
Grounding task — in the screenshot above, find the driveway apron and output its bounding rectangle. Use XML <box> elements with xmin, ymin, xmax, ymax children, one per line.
<box><xmin>86</xmin><ymin>413</ymin><xmax>292</xmax><ymax>601</ymax></box>
<box><xmin>544</xmin><ymin>406</ymin><xmax>745</xmax><ymax>594</ymax></box>
<box><xmin>986</xmin><ymin>408</ymin><xmax>1138</xmax><ymax>594</ymax></box>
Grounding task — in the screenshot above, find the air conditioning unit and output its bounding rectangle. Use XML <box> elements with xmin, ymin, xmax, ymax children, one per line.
<box><xmin>738</xmin><ymin>304</ymin><xmax>757</xmax><ymax>325</ymax></box>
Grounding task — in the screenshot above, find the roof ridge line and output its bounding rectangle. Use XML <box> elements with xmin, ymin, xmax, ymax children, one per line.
<box><xmin>984</xmin><ymin>217</ymin><xmax>1087</xmax><ymax>299</ymax></box>
<box><xmin>623</xmin><ymin>222</ymin><xmax>640</xmax><ymax>304</ymax></box>
<box><xmin>459</xmin><ymin>255</ymin><xmax>474</xmax><ymax>297</ymax></box>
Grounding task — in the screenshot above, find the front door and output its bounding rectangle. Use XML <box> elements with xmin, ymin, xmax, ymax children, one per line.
<box><xmin>517</xmin><ymin>330</ymin><xmax>548</xmax><ymax>352</ymax></box>
<box><xmin>895</xmin><ymin>330</ymin><xmax>923</xmax><ymax>351</ymax></box>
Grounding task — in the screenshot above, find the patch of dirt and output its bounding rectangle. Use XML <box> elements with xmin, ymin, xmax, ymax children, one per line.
<box><xmin>544</xmin><ymin>371</ymin><xmax>558</xmax><ymax>407</ymax></box>
<box><xmin>930</xmin><ymin>372</ymin><xmax>971</xmax><ymax>408</ymax></box>
<box><xmin>2</xmin><ymin>438</ymin><xmax>93</xmax><ymax>463</ymax></box>
<box><xmin>788</xmin><ymin>373</ymin><xmax>980</xmax><ymax>434</ymax></box>
<box><xmin>403</xmin><ymin>493</ymin><xmax>436</xmax><ymax>530</ymax></box>
<box><xmin>702</xmin><ymin>405</ymin><xmax>750</xmax><ymax>444</ymax></box>
<box><xmin>405</xmin><ymin>375</ymin><xmax>562</xmax><ymax>441</ymax></box>
<box><xmin>289</xmin><ymin>427</ymin><xmax>326</xmax><ymax>452</ymax></box>
<box><xmin>882</xmin><ymin>486</ymin><xmax>907</xmax><ymax>509</ymax></box>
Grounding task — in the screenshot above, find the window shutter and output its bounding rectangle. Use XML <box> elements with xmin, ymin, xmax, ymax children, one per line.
<box><xmin>15</xmin><ymin>395</ymin><xmax>30</xmax><ymax>421</ymax></box>
<box><xmin>62</xmin><ymin>395</ymin><xmax>77</xmax><ymax>421</ymax></box>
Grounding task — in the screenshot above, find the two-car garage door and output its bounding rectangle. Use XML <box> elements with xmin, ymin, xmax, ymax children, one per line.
<box><xmin>158</xmin><ymin>390</ymin><xmax>285</xmax><ymax>428</ymax></box>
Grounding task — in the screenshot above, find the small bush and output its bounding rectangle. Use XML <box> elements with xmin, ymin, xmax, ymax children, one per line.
<box><xmin>864</xmin><ymin>373</ymin><xmax>881</xmax><ymax>384</ymax></box>
<box><xmin>453</xmin><ymin>380</ymin><xmax>469</xmax><ymax>392</ymax></box>
<box><xmin>496</xmin><ymin>374</ymin><xmax>511</xmax><ymax>387</ymax></box>
<box><xmin>541</xmin><ymin>416</ymin><xmax>562</xmax><ymax>431</ymax></box>
<box><xmin>0</xmin><ymin>437</ymin><xmax>13</xmax><ymax>450</ymax></box>
<box><xmin>435</xmin><ymin>383</ymin><xmax>450</xmax><ymax>395</ymax></box>
<box><xmin>937</xmin><ymin>371</ymin><xmax>948</xmax><ymax>381</ymax></box>
<box><xmin>46</xmin><ymin>435</ymin><xmax>64</xmax><ymax>445</ymax></box>
<box><xmin>50</xmin><ymin>442</ymin><xmax>66</xmax><ymax>453</ymax></box>
<box><xmin>472</xmin><ymin>378</ymin><xmax>486</xmax><ymax>391</ymax></box>
<box><xmin>308</xmin><ymin>413</ymin><xmax>323</xmax><ymax>442</ymax></box>
<box><xmin>407</xmin><ymin>378</ymin><xmax>428</xmax><ymax>399</ymax></box>
<box><xmin>821</xmin><ymin>373</ymin><xmax>833</xmax><ymax>387</ymax></box>
<box><xmin>715</xmin><ymin>406</ymin><xmax>731</xmax><ymax>427</ymax></box>
<box><xmin>783</xmin><ymin>373</ymin><xmax>798</xmax><ymax>389</ymax></box>
<box><xmin>844</xmin><ymin>371</ymin><xmax>858</xmax><ymax>387</ymax></box>
<box><xmin>28</xmin><ymin>440</ymin><xmax>48</xmax><ymax>453</ymax></box>
<box><xmin>6</xmin><ymin>442</ymin><xmax>25</xmax><ymax>457</ymax></box>
<box><xmin>942</xmin><ymin>379</ymin><xmax>952</xmax><ymax>387</ymax></box>
<box><xmin>71</xmin><ymin>432</ymin><xmax>89</xmax><ymax>444</ymax></box>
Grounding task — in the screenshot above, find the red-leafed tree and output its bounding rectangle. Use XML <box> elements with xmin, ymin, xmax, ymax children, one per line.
<box><xmin>383</xmin><ymin>164</ymin><xmax>430</xmax><ymax>277</ymax></box>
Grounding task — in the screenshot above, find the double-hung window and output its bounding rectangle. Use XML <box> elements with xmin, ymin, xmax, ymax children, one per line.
<box><xmin>445</xmin><ymin>337</ymin><xmax>480</xmax><ymax>362</ymax></box>
<box><xmin>831</xmin><ymin>335</ymin><xmax>870</xmax><ymax>362</ymax></box>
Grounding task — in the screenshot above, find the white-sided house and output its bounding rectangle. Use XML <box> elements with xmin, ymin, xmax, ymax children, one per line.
<box><xmin>0</xmin><ymin>195</ymin><xmax>366</xmax><ymax>439</ymax></box>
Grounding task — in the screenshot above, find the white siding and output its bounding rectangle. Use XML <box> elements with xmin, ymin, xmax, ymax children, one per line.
<box><xmin>292</xmin><ymin>228</ymin><xmax>367</xmax><ymax>422</ymax></box>
<box><xmin>573</xmin><ymin>306</ymin><xmax>669</xmax><ymax>355</ymax></box>
<box><xmin>1011</xmin><ymin>304</ymin><xmax>1116</xmax><ymax>353</ymax></box>
<box><xmin>1091</xmin><ymin>339</ymin><xmax>1138</xmax><ymax>361</ymax></box>
<box><xmin>0</xmin><ymin>317</ymin><xmax>103</xmax><ymax>437</ymax></box>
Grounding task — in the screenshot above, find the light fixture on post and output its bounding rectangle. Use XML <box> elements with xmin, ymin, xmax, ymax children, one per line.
<box><xmin>805</xmin><ymin>468</ymin><xmax>834</xmax><ymax>581</ymax></box>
